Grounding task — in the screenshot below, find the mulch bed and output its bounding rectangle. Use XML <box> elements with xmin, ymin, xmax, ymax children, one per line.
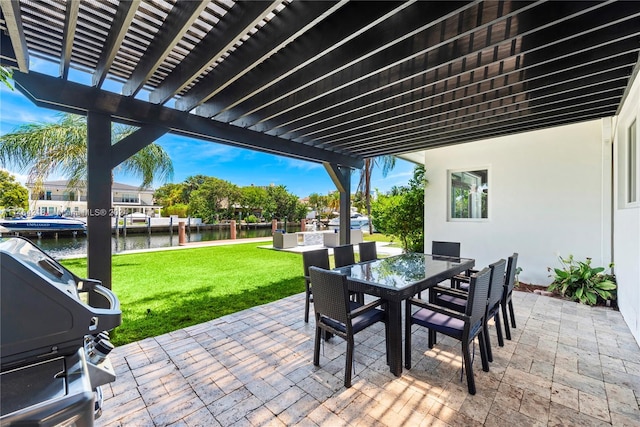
<box><xmin>515</xmin><ymin>282</ymin><xmax>556</xmax><ymax>295</ymax></box>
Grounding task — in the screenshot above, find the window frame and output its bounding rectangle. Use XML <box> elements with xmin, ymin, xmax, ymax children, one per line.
<box><xmin>447</xmin><ymin>167</ymin><xmax>490</xmax><ymax>222</ymax></box>
<box><xmin>627</xmin><ymin>119</ymin><xmax>638</xmax><ymax>206</ymax></box>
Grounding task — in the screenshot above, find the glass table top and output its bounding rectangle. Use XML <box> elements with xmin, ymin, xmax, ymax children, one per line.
<box><xmin>334</xmin><ymin>252</ymin><xmax>472</xmax><ymax>290</ymax></box>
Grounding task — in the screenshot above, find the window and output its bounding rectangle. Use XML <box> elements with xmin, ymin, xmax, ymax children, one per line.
<box><xmin>122</xmin><ymin>193</ymin><xmax>139</xmax><ymax>203</ymax></box>
<box><xmin>449</xmin><ymin>169</ymin><xmax>488</xmax><ymax>220</ymax></box>
<box><xmin>628</xmin><ymin>120</ymin><xmax>637</xmax><ymax>204</ymax></box>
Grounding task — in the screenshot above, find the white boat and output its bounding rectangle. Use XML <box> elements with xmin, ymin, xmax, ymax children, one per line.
<box><xmin>0</xmin><ymin>215</ymin><xmax>87</xmax><ymax>234</ymax></box>
<box><xmin>328</xmin><ymin>212</ymin><xmax>374</xmax><ymax>231</ymax></box>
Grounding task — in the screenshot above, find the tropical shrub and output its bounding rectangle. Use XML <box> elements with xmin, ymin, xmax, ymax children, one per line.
<box><xmin>371</xmin><ymin>165</ymin><xmax>426</xmax><ymax>253</ymax></box>
<box><xmin>161</xmin><ymin>203</ymin><xmax>188</xmax><ymax>218</ymax></box>
<box><xmin>547</xmin><ymin>255</ymin><xmax>616</xmax><ymax>305</ymax></box>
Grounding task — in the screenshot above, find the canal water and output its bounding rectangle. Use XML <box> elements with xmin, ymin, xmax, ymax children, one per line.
<box><xmin>23</xmin><ymin>224</ymin><xmax>302</xmax><ymax>258</ymax></box>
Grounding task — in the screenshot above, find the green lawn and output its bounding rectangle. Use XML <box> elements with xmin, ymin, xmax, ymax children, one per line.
<box><xmin>61</xmin><ymin>243</ymin><xmax>305</xmax><ymax>347</ymax></box>
<box><xmin>60</xmin><ymin>234</ymin><xmax>397</xmax><ymax>347</ymax></box>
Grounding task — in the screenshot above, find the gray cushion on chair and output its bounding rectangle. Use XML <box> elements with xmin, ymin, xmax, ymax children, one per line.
<box><xmin>411</xmin><ymin>308</ymin><xmax>464</xmax><ymax>339</ymax></box>
<box><xmin>435</xmin><ymin>294</ymin><xmax>467</xmax><ymax>312</ymax></box>
<box><xmin>321</xmin><ymin>301</ymin><xmax>385</xmax><ymax>333</ymax></box>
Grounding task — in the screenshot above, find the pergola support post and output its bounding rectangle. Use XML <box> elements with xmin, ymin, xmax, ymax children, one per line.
<box><xmin>86</xmin><ymin>112</ymin><xmax>113</xmax><ymax>307</ymax></box>
<box><xmin>324</xmin><ymin>162</ymin><xmax>352</xmax><ymax>245</ymax></box>
<box><xmin>85</xmin><ymin>113</ymin><xmax>168</xmax><ymax>307</ymax></box>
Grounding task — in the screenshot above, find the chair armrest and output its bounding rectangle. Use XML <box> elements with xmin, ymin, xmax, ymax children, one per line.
<box><xmin>457</xmin><ymin>268</ymin><xmax>479</xmax><ymax>276</ymax></box>
<box><xmin>432</xmin><ymin>285</ymin><xmax>469</xmax><ymax>298</ymax></box>
<box><xmin>407</xmin><ymin>297</ymin><xmax>467</xmax><ymax>321</ymax></box>
<box><xmin>451</xmin><ymin>270</ymin><xmax>476</xmax><ymax>289</ymax></box>
<box><xmin>350</xmin><ymin>298</ymin><xmax>384</xmax><ymax>318</ymax></box>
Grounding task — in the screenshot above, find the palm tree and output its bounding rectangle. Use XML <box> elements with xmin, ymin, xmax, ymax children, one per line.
<box><xmin>1</xmin><ymin>66</ymin><xmax>12</xmax><ymax>90</ymax></box>
<box><xmin>0</xmin><ymin>113</ymin><xmax>173</xmax><ymax>192</ymax></box>
<box><xmin>358</xmin><ymin>156</ymin><xmax>396</xmax><ymax>233</ymax></box>
<box><xmin>327</xmin><ymin>190</ymin><xmax>340</xmax><ymax>214</ymax></box>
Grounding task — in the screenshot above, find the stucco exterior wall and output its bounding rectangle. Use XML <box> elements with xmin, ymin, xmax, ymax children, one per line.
<box><xmin>613</xmin><ymin>70</ymin><xmax>640</xmax><ymax>344</ymax></box>
<box><xmin>422</xmin><ymin>119</ymin><xmax>612</xmax><ymax>287</ymax></box>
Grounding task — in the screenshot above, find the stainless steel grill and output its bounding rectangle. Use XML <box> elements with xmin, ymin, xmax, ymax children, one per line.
<box><xmin>0</xmin><ymin>236</ymin><xmax>121</xmax><ymax>426</ymax></box>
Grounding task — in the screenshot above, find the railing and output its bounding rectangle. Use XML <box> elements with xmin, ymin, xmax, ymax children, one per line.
<box><xmin>31</xmin><ymin>195</ymin><xmax>86</xmax><ymax>201</ymax></box>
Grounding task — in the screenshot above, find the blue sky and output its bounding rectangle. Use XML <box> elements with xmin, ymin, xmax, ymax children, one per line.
<box><xmin>0</xmin><ymin>61</ymin><xmax>417</xmax><ymax>198</ymax></box>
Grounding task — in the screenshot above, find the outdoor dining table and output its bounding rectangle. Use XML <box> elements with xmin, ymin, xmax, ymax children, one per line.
<box><xmin>334</xmin><ymin>252</ymin><xmax>475</xmax><ymax>376</ymax></box>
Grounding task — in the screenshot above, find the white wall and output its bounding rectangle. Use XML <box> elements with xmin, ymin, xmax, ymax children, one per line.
<box><xmin>613</xmin><ymin>70</ymin><xmax>640</xmax><ymax>344</ymax></box>
<box><xmin>423</xmin><ymin>120</ymin><xmax>612</xmax><ymax>286</ymax></box>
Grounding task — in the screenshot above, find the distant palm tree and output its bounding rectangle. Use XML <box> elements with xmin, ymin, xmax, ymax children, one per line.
<box><xmin>327</xmin><ymin>190</ymin><xmax>340</xmax><ymax>213</ymax></box>
<box><xmin>0</xmin><ymin>113</ymin><xmax>173</xmax><ymax>192</ymax></box>
<box><xmin>358</xmin><ymin>156</ymin><xmax>396</xmax><ymax>233</ymax></box>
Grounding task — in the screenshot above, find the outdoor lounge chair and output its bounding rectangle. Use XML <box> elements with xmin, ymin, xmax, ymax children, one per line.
<box><xmin>309</xmin><ymin>266</ymin><xmax>388</xmax><ymax>388</ymax></box>
<box><xmin>302</xmin><ymin>248</ymin><xmax>330</xmax><ymax>323</ymax></box>
<box><xmin>358</xmin><ymin>241</ymin><xmax>377</xmax><ymax>262</ymax></box>
<box><xmin>405</xmin><ymin>267</ymin><xmax>491</xmax><ymax>395</ymax></box>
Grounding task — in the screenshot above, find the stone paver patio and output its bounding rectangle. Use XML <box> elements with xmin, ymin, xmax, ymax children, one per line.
<box><xmin>97</xmin><ymin>291</ymin><xmax>640</xmax><ymax>426</ymax></box>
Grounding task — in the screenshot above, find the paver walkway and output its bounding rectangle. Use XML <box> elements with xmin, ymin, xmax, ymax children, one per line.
<box><xmin>97</xmin><ymin>291</ymin><xmax>640</xmax><ymax>426</ymax></box>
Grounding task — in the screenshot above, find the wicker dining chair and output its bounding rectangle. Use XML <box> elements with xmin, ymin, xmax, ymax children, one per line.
<box><xmin>416</xmin><ymin>240</ymin><xmax>462</xmax><ymax>298</ymax></box>
<box><xmin>358</xmin><ymin>241</ymin><xmax>377</xmax><ymax>262</ymax></box>
<box><xmin>405</xmin><ymin>267</ymin><xmax>491</xmax><ymax>395</ymax></box>
<box><xmin>333</xmin><ymin>244</ymin><xmax>356</xmax><ymax>268</ymax></box>
<box><xmin>449</xmin><ymin>253</ymin><xmax>519</xmax><ymax>342</ymax></box>
<box><xmin>309</xmin><ymin>266</ymin><xmax>388</xmax><ymax>388</ymax></box>
<box><xmin>432</xmin><ymin>241</ymin><xmax>461</xmax><ymax>259</ymax></box>
<box><xmin>431</xmin><ymin>259</ymin><xmax>507</xmax><ymax>362</ymax></box>
<box><xmin>302</xmin><ymin>248</ymin><xmax>330</xmax><ymax>323</ymax></box>
<box><xmin>501</xmin><ymin>253</ymin><xmax>519</xmax><ymax>340</ymax></box>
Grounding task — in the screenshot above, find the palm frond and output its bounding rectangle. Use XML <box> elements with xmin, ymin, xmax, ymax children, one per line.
<box><xmin>0</xmin><ymin>113</ymin><xmax>173</xmax><ymax>191</ymax></box>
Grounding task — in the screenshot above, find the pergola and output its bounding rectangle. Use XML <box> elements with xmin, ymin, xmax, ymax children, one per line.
<box><xmin>1</xmin><ymin>0</ymin><xmax>639</xmax><ymax>295</ymax></box>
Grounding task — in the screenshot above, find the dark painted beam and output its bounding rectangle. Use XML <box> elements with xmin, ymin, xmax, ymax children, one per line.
<box><xmin>0</xmin><ymin>33</ymin><xmax>19</xmax><ymax>68</ymax></box>
<box><xmin>92</xmin><ymin>0</ymin><xmax>138</xmax><ymax>88</ymax></box>
<box><xmin>122</xmin><ymin>1</ymin><xmax>209</xmax><ymax>97</ymax></box>
<box><xmin>0</xmin><ymin>0</ymin><xmax>28</xmax><ymax>71</ymax></box>
<box><xmin>110</xmin><ymin>126</ymin><xmax>169</xmax><ymax>169</ymax></box>
<box><xmin>86</xmin><ymin>112</ymin><xmax>113</xmax><ymax>298</ymax></box>
<box><xmin>324</xmin><ymin>162</ymin><xmax>352</xmax><ymax>245</ymax></box>
<box><xmin>194</xmin><ymin>1</ymin><xmax>414</xmax><ymax>120</ymax></box>
<box><xmin>236</xmin><ymin>1</ymin><xmax>531</xmax><ymax>131</ymax></box>
<box><xmin>304</xmin><ymin>20</ymin><xmax>640</xmax><ymax>151</ymax></box>
<box><xmin>175</xmin><ymin>0</ymin><xmax>343</xmax><ymax>112</ymax></box>
<box><xmin>361</xmin><ymin>103</ymin><xmax>619</xmax><ymax>157</ymax></box>
<box><xmin>345</xmin><ymin>96</ymin><xmax>621</xmax><ymax>154</ymax></box>
<box><xmin>252</xmin><ymin>1</ymin><xmax>622</xmax><ymax>137</ymax></box>
<box><xmin>149</xmin><ymin>1</ymin><xmax>280</xmax><ymax>106</ymax></box>
<box><xmin>288</xmin><ymin>47</ymin><xmax>636</xmax><ymax>144</ymax></box>
<box><xmin>59</xmin><ymin>1</ymin><xmax>79</xmax><ymax>79</ymax></box>
<box><xmin>13</xmin><ymin>71</ymin><xmax>363</xmax><ymax>169</ymax></box>
<box><xmin>323</xmin><ymin>67</ymin><xmax>630</xmax><ymax>149</ymax></box>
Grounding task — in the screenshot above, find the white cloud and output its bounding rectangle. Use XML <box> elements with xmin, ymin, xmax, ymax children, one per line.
<box><xmin>1</xmin><ymin>168</ymin><xmax>29</xmax><ymax>184</ymax></box>
<box><xmin>280</xmin><ymin>157</ymin><xmax>324</xmax><ymax>171</ymax></box>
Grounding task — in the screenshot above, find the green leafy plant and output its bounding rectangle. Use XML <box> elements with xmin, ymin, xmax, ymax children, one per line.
<box><xmin>514</xmin><ymin>266</ymin><xmax>522</xmax><ymax>288</ymax></box>
<box><xmin>547</xmin><ymin>255</ymin><xmax>616</xmax><ymax>305</ymax></box>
